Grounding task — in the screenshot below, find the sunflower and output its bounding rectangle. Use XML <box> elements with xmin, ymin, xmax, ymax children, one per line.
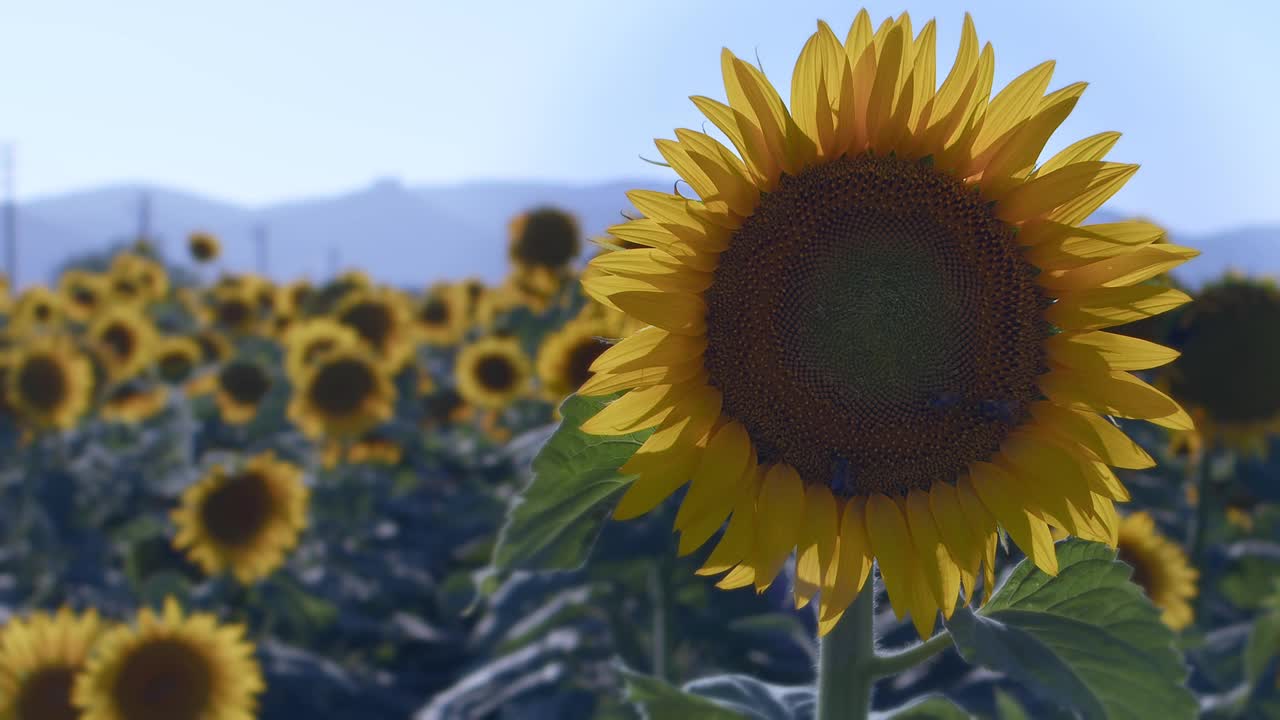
<box><xmin>88</xmin><ymin>308</ymin><xmax>157</xmax><ymax>383</ymax></box>
<box><xmin>188</xmin><ymin>232</ymin><xmax>221</xmax><ymax>263</ymax></box>
<box><xmin>455</xmin><ymin>336</ymin><xmax>532</xmax><ymax>409</ymax></box>
<box><xmin>579</xmin><ymin>10</ymin><xmax>1195</xmax><ymax>638</ymax></box>
<box><xmin>414</xmin><ymin>284</ymin><xmax>468</xmax><ymax>346</ymax></box>
<box><xmin>193</xmin><ymin>330</ymin><xmax>233</xmax><ymax>366</ymax></box>
<box><xmin>58</xmin><ymin>270</ymin><xmax>108</xmax><ymax>323</ymax></box>
<box><xmin>420</xmin><ymin>386</ymin><xmax>472</xmax><ymax>427</ymax></box>
<box><xmin>283</xmin><ymin>318</ymin><xmax>361</xmax><ymax>380</ymax></box>
<box><xmin>213</xmin><ymin>360</ymin><xmax>272</xmax><ymax>425</ymax></box>
<box><xmin>0</xmin><ymin>607</ymin><xmax>105</xmax><ymax>720</ymax></box>
<box><xmin>207</xmin><ymin>287</ymin><xmax>259</xmax><ymax>336</ymax></box>
<box><xmin>1152</xmin><ymin>275</ymin><xmax>1280</xmax><ymax>457</ymax></box>
<box><xmin>282</xmin><ymin>280</ymin><xmax>314</xmax><ymax>316</ymax></box>
<box><xmin>333</xmin><ymin>287</ymin><xmax>415</xmax><ymax>370</ymax></box>
<box><xmin>101</xmin><ymin>382</ymin><xmax>170</xmax><ymax>424</ymax></box>
<box><xmin>110</xmin><ymin>253</ymin><xmax>168</xmax><ymax>304</ymax></box>
<box><xmin>508</xmin><ymin>206</ymin><xmax>582</xmax><ymax>273</ymax></box>
<box><xmin>172</xmin><ymin>452</ymin><xmax>309</xmax><ymax>584</ymax></box>
<box><xmin>9</xmin><ymin>286</ymin><xmax>64</xmax><ymax>334</ymax></box>
<box><xmin>288</xmin><ymin>346</ymin><xmax>395</xmax><ymax>439</ymax></box>
<box><xmin>346</xmin><ymin>435</ymin><xmax>403</xmax><ymax>466</ymax></box>
<box><xmin>536</xmin><ymin>317</ymin><xmax>613</xmax><ymax>399</ymax></box>
<box><xmin>7</xmin><ymin>337</ymin><xmax>94</xmax><ymax>430</ymax></box>
<box><xmin>1114</xmin><ymin>512</ymin><xmax>1198</xmax><ymax>630</ymax></box>
<box><xmin>154</xmin><ymin>337</ymin><xmax>204</xmax><ymax>384</ymax></box>
<box><xmin>73</xmin><ymin>596</ymin><xmax>264</xmax><ymax>720</ymax></box>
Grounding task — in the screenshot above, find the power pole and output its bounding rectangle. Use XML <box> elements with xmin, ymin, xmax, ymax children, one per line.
<box><xmin>2</xmin><ymin>144</ymin><xmax>16</xmax><ymax>286</ymax></box>
<box><xmin>254</xmin><ymin>223</ymin><xmax>269</xmax><ymax>275</ymax></box>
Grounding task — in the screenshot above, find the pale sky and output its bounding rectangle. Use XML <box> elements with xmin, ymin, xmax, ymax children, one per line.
<box><xmin>1</xmin><ymin>0</ymin><xmax>1274</xmax><ymax>233</ymax></box>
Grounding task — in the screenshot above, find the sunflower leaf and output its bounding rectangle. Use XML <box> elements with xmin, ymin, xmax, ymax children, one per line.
<box><xmin>1245</xmin><ymin>610</ymin><xmax>1280</xmax><ymax>686</ymax></box>
<box><xmin>488</xmin><ymin>393</ymin><xmax>651</xmax><ymax>578</ymax></box>
<box><xmin>873</xmin><ymin>694</ymin><xmax>971</xmax><ymax>719</ymax></box>
<box><xmin>622</xmin><ymin>668</ymin><xmax>814</xmax><ymax>720</ymax></box>
<box><xmin>945</xmin><ymin>539</ymin><xmax>1197</xmax><ymax>720</ymax></box>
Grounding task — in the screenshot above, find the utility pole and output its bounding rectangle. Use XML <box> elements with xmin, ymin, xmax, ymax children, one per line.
<box><xmin>2</xmin><ymin>144</ymin><xmax>16</xmax><ymax>286</ymax></box>
<box><xmin>254</xmin><ymin>223</ymin><xmax>269</xmax><ymax>275</ymax></box>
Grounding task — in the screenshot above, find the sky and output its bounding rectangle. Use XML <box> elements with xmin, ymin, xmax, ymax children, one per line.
<box><xmin>1</xmin><ymin>0</ymin><xmax>1275</xmax><ymax>233</ymax></box>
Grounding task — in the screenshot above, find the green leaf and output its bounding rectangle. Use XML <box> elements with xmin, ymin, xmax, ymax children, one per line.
<box><xmin>994</xmin><ymin>689</ymin><xmax>1031</xmax><ymax>720</ymax></box>
<box><xmin>489</xmin><ymin>393</ymin><xmax>651</xmax><ymax>576</ymax></box>
<box><xmin>946</xmin><ymin>539</ymin><xmax>1197</xmax><ymax>720</ymax></box>
<box><xmin>622</xmin><ymin>671</ymin><xmax>749</xmax><ymax>720</ymax></box>
<box><xmin>1246</xmin><ymin>611</ymin><xmax>1280</xmax><ymax>686</ymax></box>
<box><xmin>877</xmin><ymin>694</ymin><xmax>972</xmax><ymax>719</ymax></box>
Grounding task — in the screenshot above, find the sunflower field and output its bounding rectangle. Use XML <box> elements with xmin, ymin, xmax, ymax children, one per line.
<box><xmin>1</xmin><ymin>8</ymin><xmax>1279</xmax><ymax>720</ymax></box>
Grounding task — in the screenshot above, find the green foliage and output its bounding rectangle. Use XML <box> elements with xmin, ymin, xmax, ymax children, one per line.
<box><xmin>947</xmin><ymin>539</ymin><xmax>1198</xmax><ymax>720</ymax></box>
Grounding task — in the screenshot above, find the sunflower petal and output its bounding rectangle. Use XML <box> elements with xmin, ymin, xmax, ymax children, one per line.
<box><xmin>752</xmin><ymin>465</ymin><xmax>805</xmax><ymax>591</ymax></box>
<box><xmin>968</xmin><ymin>462</ymin><xmax>1058</xmax><ymax>576</ymax></box>
<box><xmin>1046</xmin><ymin>331</ymin><xmax>1180</xmax><ymax>373</ymax></box>
<box><xmin>609</xmin><ymin>291</ymin><xmax>706</xmax><ymax>336</ymax></box>
<box><xmin>1038</xmin><ymin>244</ymin><xmax>1199</xmax><ymax>291</ymax></box>
<box><xmin>1029</xmin><ymin>401</ymin><xmax>1154</xmax><ymax>470</ymax></box>
<box><xmin>864</xmin><ymin>494</ymin><xmax>917</xmax><ymax>620</ymax></box>
<box><xmin>905</xmin><ymin>489</ymin><xmax>962</xmax><ymax>618</ymax></box>
<box><xmin>699</xmin><ymin>469</ymin><xmax>763</xmax><ymax>575</ymax></box>
<box><xmin>1047</xmin><ymin>285</ymin><xmax>1191</xmax><ymax>331</ymax></box>
<box><xmin>795</xmin><ymin>483</ymin><xmax>838</xmax><ymax>609</ymax></box>
<box><xmin>995</xmin><ymin>161</ymin><xmax>1138</xmax><ymax>223</ymax></box>
<box><xmin>819</xmin><ymin>497</ymin><xmax>873</xmax><ymax>621</ymax></box>
<box><xmin>1041</xmin><ymin>366</ymin><xmax>1194</xmax><ymax>430</ymax></box>
<box><xmin>591</xmin><ymin>327</ymin><xmax>708</xmax><ymax>375</ymax></box>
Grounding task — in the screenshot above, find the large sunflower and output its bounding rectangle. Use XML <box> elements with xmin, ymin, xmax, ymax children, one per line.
<box><xmin>333</xmin><ymin>287</ymin><xmax>415</xmax><ymax>371</ymax></box>
<box><xmin>580</xmin><ymin>11</ymin><xmax>1195</xmax><ymax>637</ymax></box>
<box><xmin>213</xmin><ymin>360</ymin><xmax>272</xmax><ymax>425</ymax></box>
<box><xmin>455</xmin><ymin>336</ymin><xmax>532</xmax><ymax>409</ymax></box>
<box><xmin>536</xmin><ymin>317</ymin><xmax>613</xmax><ymax>399</ymax></box>
<box><xmin>7</xmin><ymin>337</ymin><xmax>94</xmax><ymax>430</ymax></box>
<box><xmin>0</xmin><ymin>607</ymin><xmax>105</xmax><ymax>720</ymax></box>
<box><xmin>172</xmin><ymin>452</ymin><xmax>309</xmax><ymax>584</ymax></box>
<box><xmin>1154</xmin><ymin>275</ymin><xmax>1280</xmax><ymax>456</ymax></box>
<box><xmin>414</xmin><ymin>284</ymin><xmax>469</xmax><ymax>346</ymax></box>
<box><xmin>73</xmin><ymin>597</ymin><xmax>263</xmax><ymax>720</ymax></box>
<box><xmin>58</xmin><ymin>270</ymin><xmax>108</xmax><ymax>323</ymax></box>
<box><xmin>187</xmin><ymin>232</ymin><xmax>221</xmax><ymax>263</ymax></box>
<box><xmin>283</xmin><ymin>318</ymin><xmax>361</xmax><ymax>380</ymax></box>
<box><xmin>88</xmin><ymin>308</ymin><xmax>158</xmax><ymax>383</ymax></box>
<box><xmin>1115</xmin><ymin>511</ymin><xmax>1198</xmax><ymax>630</ymax></box>
<box><xmin>288</xmin><ymin>346</ymin><xmax>395</xmax><ymax>439</ymax></box>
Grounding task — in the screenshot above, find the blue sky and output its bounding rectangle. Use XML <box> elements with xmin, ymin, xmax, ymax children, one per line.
<box><xmin>2</xmin><ymin>0</ymin><xmax>1274</xmax><ymax>233</ymax></box>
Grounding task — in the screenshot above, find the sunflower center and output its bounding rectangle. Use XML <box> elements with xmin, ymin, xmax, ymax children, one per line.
<box><xmin>475</xmin><ymin>354</ymin><xmax>516</xmax><ymax>392</ymax></box>
<box><xmin>1168</xmin><ymin>283</ymin><xmax>1280</xmax><ymax>425</ymax></box>
<box><xmin>218</xmin><ymin>362</ymin><xmax>271</xmax><ymax>405</ymax></box>
<box><xmin>565</xmin><ymin>338</ymin><xmax>607</xmax><ymax>389</ymax></box>
<box><xmin>33</xmin><ymin>303</ymin><xmax>52</xmax><ymax>322</ymax></box>
<box><xmin>14</xmin><ymin>665</ymin><xmax>78</xmax><ymax>720</ymax></box>
<box><xmin>112</xmin><ymin>638</ymin><xmax>213</xmax><ymax>720</ymax></box>
<box><xmin>159</xmin><ymin>353</ymin><xmax>194</xmax><ymax>382</ymax></box>
<box><xmin>72</xmin><ymin>287</ymin><xmax>97</xmax><ymax>308</ymax></box>
<box><xmin>17</xmin><ymin>356</ymin><xmax>68</xmax><ymax>411</ymax></box>
<box><xmin>419</xmin><ymin>298</ymin><xmax>450</xmax><ymax>326</ymax></box>
<box><xmin>102</xmin><ymin>325</ymin><xmax>135</xmax><ymax>360</ymax></box>
<box><xmin>513</xmin><ymin>209</ymin><xmax>580</xmax><ymax>268</ymax></box>
<box><xmin>341</xmin><ymin>302</ymin><xmax>393</xmax><ymax>349</ymax></box>
<box><xmin>702</xmin><ymin>153</ymin><xmax>1047</xmax><ymax>497</ymax></box>
<box><xmin>308</xmin><ymin>358</ymin><xmax>376</xmax><ymax>415</ymax></box>
<box><xmin>201</xmin><ymin>470</ymin><xmax>274</xmax><ymax>547</ymax></box>
<box><xmin>114</xmin><ymin>279</ymin><xmax>138</xmax><ymax>298</ymax></box>
<box><xmin>422</xmin><ymin>389</ymin><xmax>464</xmax><ymax>423</ymax></box>
<box><xmin>216</xmin><ymin>299</ymin><xmax>252</xmax><ymax>330</ymax></box>
<box><xmin>1115</xmin><ymin>541</ymin><xmax>1156</xmax><ymax>598</ymax></box>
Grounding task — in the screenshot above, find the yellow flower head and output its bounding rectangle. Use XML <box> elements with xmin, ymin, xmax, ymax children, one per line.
<box><xmin>333</xmin><ymin>287</ymin><xmax>415</xmax><ymax>371</ymax></box>
<box><xmin>172</xmin><ymin>451</ymin><xmax>309</xmax><ymax>585</ymax></box>
<box><xmin>73</xmin><ymin>597</ymin><xmax>264</xmax><ymax>720</ymax></box>
<box><xmin>0</xmin><ymin>607</ymin><xmax>106</xmax><ymax>720</ymax></box>
<box><xmin>1116</xmin><ymin>512</ymin><xmax>1198</xmax><ymax>630</ymax></box>
<box><xmin>580</xmin><ymin>10</ymin><xmax>1195</xmax><ymax>638</ymax></box>
<box><xmin>508</xmin><ymin>206</ymin><xmax>582</xmax><ymax>272</ymax></box>
<box><xmin>9</xmin><ymin>286</ymin><xmax>65</xmax><ymax>334</ymax></box>
<box><xmin>455</xmin><ymin>336</ymin><xmax>532</xmax><ymax>410</ymax></box>
<box><xmin>153</xmin><ymin>336</ymin><xmax>204</xmax><ymax>384</ymax></box>
<box><xmin>100</xmin><ymin>382</ymin><xmax>170</xmax><ymax>424</ymax></box>
<box><xmin>87</xmin><ymin>308</ymin><xmax>158</xmax><ymax>384</ymax></box>
<box><xmin>213</xmin><ymin>359</ymin><xmax>272</xmax><ymax>426</ymax></box>
<box><xmin>7</xmin><ymin>337</ymin><xmax>95</xmax><ymax>431</ymax></box>
<box><xmin>536</xmin><ymin>317</ymin><xmax>613</xmax><ymax>399</ymax></box>
<box><xmin>187</xmin><ymin>231</ymin><xmax>221</xmax><ymax>263</ymax></box>
<box><xmin>58</xmin><ymin>270</ymin><xmax>108</xmax><ymax>324</ymax></box>
<box><xmin>283</xmin><ymin>318</ymin><xmax>362</xmax><ymax>381</ymax></box>
<box><xmin>288</xmin><ymin>346</ymin><xmax>395</xmax><ymax>439</ymax></box>
<box><xmin>414</xmin><ymin>284</ymin><xmax>469</xmax><ymax>346</ymax></box>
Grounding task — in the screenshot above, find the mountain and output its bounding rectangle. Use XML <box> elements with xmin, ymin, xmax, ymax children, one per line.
<box><xmin>7</xmin><ymin>179</ymin><xmax>1276</xmax><ymax>289</ymax></box>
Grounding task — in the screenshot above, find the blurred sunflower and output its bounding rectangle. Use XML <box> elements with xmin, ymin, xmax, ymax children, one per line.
<box><xmin>338</xmin><ymin>269</ymin><xmax>373</xmax><ymax>289</ymax></box>
<box><xmin>0</xmin><ymin>352</ymin><xmax>16</xmax><ymax>421</ymax></box>
<box><xmin>88</xmin><ymin>308</ymin><xmax>157</xmax><ymax>383</ymax></box>
<box><xmin>7</xmin><ymin>337</ymin><xmax>94</xmax><ymax>430</ymax></box>
<box><xmin>193</xmin><ymin>330</ymin><xmax>233</xmax><ymax>366</ymax></box>
<box><xmin>154</xmin><ymin>337</ymin><xmax>204</xmax><ymax>384</ymax></box>
<box><xmin>419</xmin><ymin>386</ymin><xmax>472</xmax><ymax>427</ymax></box>
<box><xmin>214</xmin><ymin>360</ymin><xmax>272</xmax><ymax>425</ymax></box>
<box><xmin>58</xmin><ymin>270</ymin><xmax>107</xmax><ymax>323</ymax></box>
<box><xmin>0</xmin><ymin>607</ymin><xmax>105</xmax><ymax>720</ymax></box>
<box><xmin>414</xmin><ymin>284</ymin><xmax>468</xmax><ymax>346</ymax></box>
<box><xmin>536</xmin><ymin>317</ymin><xmax>612</xmax><ymax>399</ymax></box>
<box><xmin>9</xmin><ymin>286</ymin><xmax>64</xmax><ymax>334</ymax></box>
<box><xmin>508</xmin><ymin>206</ymin><xmax>582</xmax><ymax>274</ymax></box>
<box><xmin>111</xmin><ymin>253</ymin><xmax>169</xmax><ymax>304</ymax></box>
<box><xmin>1115</xmin><ymin>512</ymin><xmax>1198</xmax><ymax>630</ymax></box>
<box><xmin>100</xmin><ymin>382</ymin><xmax>170</xmax><ymax>424</ymax></box>
<box><xmin>282</xmin><ymin>280</ymin><xmax>314</xmax><ymax>316</ymax></box>
<box><xmin>458</xmin><ymin>277</ymin><xmax>487</xmax><ymax>320</ymax></box>
<box><xmin>288</xmin><ymin>346</ymin><xmax>395</xmax><ymax>439</ymax></box>
<box><xmin>172</xmin><ymin>452</ymin><xmax>309</xmax><ymax>584</ymax></box>
<box><xmin>346</xmin><ymin>435</ymin><xmax>404</xmax><ymax>466</ymax></box>
<box><xmin>1155</xmin><ymin>276</ymin><xmax>1280</xmax><ymax>457</ymax></box>
<box><xmin>73</xmin><ymin>596</ymin><xmax>263</xmax><ymax>720</ymax></box>
<box><xmin>579</xmin><ymin>10</ymin><xmax>1195</xmax><ymax>637</ymax></box>
<box><xmin>284</xmin><ymin>318</ymin><xmax>361</xmax><ymax>379</ymax></box>
<box><xmin>456</xmin><ymin>336</ymin><xmax>531</xmax><ymax>410</ymax></box>
<box><xmin>334</xmin><ymin>287</ymin><xmax>415</xmax><ymax>370</ymax></box>
<box><xmin>208</xmin><ymin>286</ymin><xmax>259</xmax><ymax>336</ymax></box>
<box><xmin>187</xmin><ymin>231</ymin><xmax>221</xmax><ymax>263</ymax></box>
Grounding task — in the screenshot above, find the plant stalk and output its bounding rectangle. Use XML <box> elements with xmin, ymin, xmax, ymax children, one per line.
<box><xmin>815</xmin><ymin>577</ymin><xmax>876</xmax><ymax>720</ymax></box>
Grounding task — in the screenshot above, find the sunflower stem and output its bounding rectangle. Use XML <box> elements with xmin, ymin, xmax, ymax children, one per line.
<box><xmin>869</xmin><ymin>630</ymin><xmax>951</xmax><ymax>677</ymax></box>
<box><xmin>815</xmin><ymin>576</ymin><xmax>876</xmax><ymax>720</ymax></box>
<box><xmin>646</xmin><ymin>561</ymin><xmax>670</xmax><ymax>682</ymax></box>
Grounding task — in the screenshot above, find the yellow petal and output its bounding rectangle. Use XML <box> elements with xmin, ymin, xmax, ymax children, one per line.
<box><xmin>1038</xmin><ymin>244</ymin><xmax>1199</xmax><ymax>291</ymax></box>
<box><xmin>675</xmin><ymin>421</ymin><xmax>751</xmax><ymax>533</ymax></box>
<box><xmin>1046</xmin><ymin>331</ymin><xmax>1179</xmax><ymax>373</ymax></box>
<box><xmin>928</xmin><ymin>481</ymin><xmax>980</xmax><ymax>603</ymax></box>
<box><xmin>970</xmin><ymin>60</ymin><xmax>1055</xmax><ymax>158</ymax></box>
<box><xmin>904</xmin><ymin>489</ymin><xmax>962</xmax><ymax>618</ymax></box>
<box><xmin>968</xmin><ymin>462</ymin><xmax>1058</xmax><ymax>576</ymax></box>
<box><xmin>590</xmin><ymin>327</ymin><xmax>707</xmax><ymax>375</ymax></box>
<box><xmin>613</xmin><ymin>392</ymin><xmax>720</xmax><ymax>520</ymax></box>
<box><xmin>752</xmin><ymin>465</ymin><xmax>805</xmax><ymax>591</ymax></box>
<box><xmin>609</xmin><ymin>290</ymin><xmax>706</xmax><ymax>336</ymax></box>
<box><xmin>576</xmin><ymin>362</ymin><xmax>704</xmax><ymax>396</ymax></box>
<box><xmin>864</xmin><ymin>494</ymin><xmax>917</xmax><ymax>619</ymax></box>
<box><xmin>1046</xmin><ymin>285</ymin><xmax>1191</xmax><ymax>331</ymax></box>
<box><xmin>699</xmin><ymin>470</ymin><xmax>763</xmax><ymax>575</ymax></box>
<box><xmin>1037</xmin><ymin>131</ymin><xmax>1122</xmax><ymax>176</ymax></box>
<box><xmin>1040</xmin><ymin>366</ymin><xmax>1194</xmax><ymax>430</ymax></box>
<box><xmin>794</xmin><ymin>483</ymin><xmax>838</xmax><ymax>609</ymax></box>
<box><xmin>1029</xmin><ymin>401</ymin><xmax>1154</xmax><ymax>470</ymax></box>
<box><xmin>819</xmin><ymin>497</ymin><xmax>872</xmax><ymax>622</ymax></box>
<box><xmin>580</xmin><ymin>383</ymin><xmax>683</xmax><ymax>433</ymax></box>
<box><xmin>999</xmin><ymin>430</ymin><xmax>1107</xmax><ymax>538</ymax></box>
<box><xmin>995</xmin><ymin>161</ymin><xmax>1137</xmax><ymax>223</ymax></box>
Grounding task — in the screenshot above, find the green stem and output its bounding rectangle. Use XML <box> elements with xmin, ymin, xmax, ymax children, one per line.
<box><xmin>815</xmin><ymin>577</ymin><xmax>876</xmax><ymax>720</ymax></box>
<box><xmin>1188</xmin><ymin>451</ymin><xmax>1211</xmax><ymax>568</ymax></box>
<box><xmin>646</xmin><ymin>561</ymin><xmax>670</xmax><ymax>682</ymax></box>
<box><xmin>870</xmin><ymin>631</ymin><xmax>951</xmax><ymax>677</ymax></box>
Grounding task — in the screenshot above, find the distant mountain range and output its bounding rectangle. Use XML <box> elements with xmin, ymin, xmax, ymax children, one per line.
<box><xmin>8</xmin><ymin>178</ymin><xmax>1275</xmax><ymax>289</ymax></box>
